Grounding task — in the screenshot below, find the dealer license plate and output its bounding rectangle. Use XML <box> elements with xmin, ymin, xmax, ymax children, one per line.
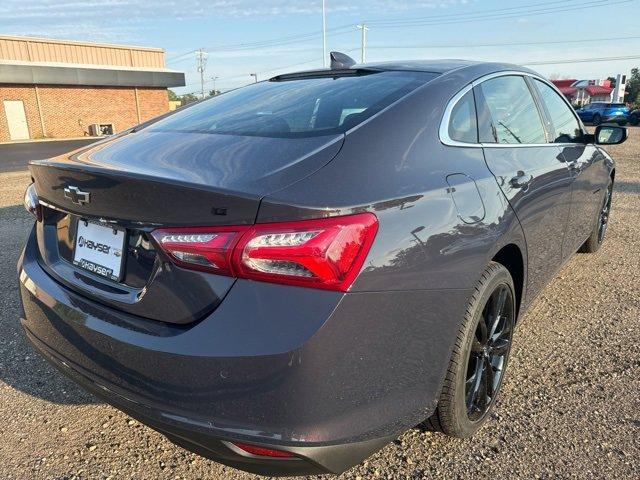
<box><xmin>73</xmin><ymin>220</ymin><xmax>126</xmax><ymax>281</ymax></box>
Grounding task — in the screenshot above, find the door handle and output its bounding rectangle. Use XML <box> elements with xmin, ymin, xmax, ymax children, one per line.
<box><xmin>509</xmin><ymin>171</ymin><xmax>533</xmax><ymax>189</ymax></box>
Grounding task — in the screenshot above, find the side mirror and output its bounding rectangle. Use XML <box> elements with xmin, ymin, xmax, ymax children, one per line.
<box><xmin>594</xmin><ymin>125</ymin><xmax>627</xmax><ymax>145</ymax></box>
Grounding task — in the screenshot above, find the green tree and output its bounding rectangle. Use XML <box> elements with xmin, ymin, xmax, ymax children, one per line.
<box><xmin>167</xmin><ymin>89</ymin><xmax>179</xmax><ymax>101</ymax></box>
<box><xmin>180</xmin><ymin>93</ymin><xmax>199</xmax><ymax>105</ymax></box>
<box><xmin>209</xmin><ymin>89</ymin><xmax>221</xmax><ymax>97</ymax></box>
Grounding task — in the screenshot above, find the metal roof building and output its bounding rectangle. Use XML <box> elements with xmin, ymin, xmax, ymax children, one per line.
<box><xmin>0</xmin><ymin>35</ymin><xmax>185</xmax><ymax>142</ymax></box>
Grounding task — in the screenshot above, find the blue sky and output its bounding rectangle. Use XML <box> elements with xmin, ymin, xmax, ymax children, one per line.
<box><xmin>2</xmin><ymin>0</ymin><xmax>638</xmax><ymax>94</ymax></box>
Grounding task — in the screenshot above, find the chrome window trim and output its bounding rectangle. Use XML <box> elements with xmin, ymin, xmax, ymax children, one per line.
<box><xmin>438</xmin><ymin>83</ymin><xmax>478</xmax><ymax>148</ymax></box>
<box><xmin>439</xmin><ymin>70</ymin><xmax>588</xmax><ymax>148</ymax></box>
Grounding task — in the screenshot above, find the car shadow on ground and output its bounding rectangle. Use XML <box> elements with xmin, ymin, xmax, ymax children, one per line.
<box><xmin>0</xmin><ymin>204</ymin><xmax>99</xmax><ymax>405</ymax></box>
<box><xmin>614</xmin><ymin>180</ymin><xmax>640</xmax><ymax>194</ymax></box>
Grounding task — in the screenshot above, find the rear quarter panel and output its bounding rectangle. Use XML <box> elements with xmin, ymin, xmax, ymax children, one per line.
<box><xmin>259</xmin><ymin>68</ymin><xmax>528</xmax><ymax>294</ymax></box>
<box><xmin>255</xmin><ymin>68</ymin><xmax>529</xmax><ymax>434</ymax></box>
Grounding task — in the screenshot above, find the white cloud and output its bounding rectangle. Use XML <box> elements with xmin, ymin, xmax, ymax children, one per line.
<box><xmin>0</xmin><ymin>0</ymin><xmax>466</xmax><ymax>43</ymax></box>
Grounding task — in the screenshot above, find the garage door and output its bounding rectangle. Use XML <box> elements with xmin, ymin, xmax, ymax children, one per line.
<box><xmin>3</xmin><ymin>100</ymin><xmax>30</xmax><ymax>140</ymax></box>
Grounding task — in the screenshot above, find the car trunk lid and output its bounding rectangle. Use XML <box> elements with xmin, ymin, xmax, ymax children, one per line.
<box><xmin>29</xmin><ymin>130</ymin><xmax>343</xmax><ymax>324</ymax></box>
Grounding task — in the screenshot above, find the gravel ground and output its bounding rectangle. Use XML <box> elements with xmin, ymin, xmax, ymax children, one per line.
<box><xmin>0</xmin><ymin>131</ymin><xmax>638</xmax><ymax>479</ymax></box>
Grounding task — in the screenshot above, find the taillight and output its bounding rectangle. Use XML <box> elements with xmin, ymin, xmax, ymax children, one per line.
<box><xmin>152</xmin><ymin>213</ymin><xmax>378</xmax><ymax>292</ymax></box>
<box><xmin>234</xmin><ymin>213</ymin><xmax>378</xmax><ymax>291</ymax></box>
<box><xmin>24</xmin><ymin>183</ymin><xmax>42</xmax><ymax>222</ymax></box>
<box><xmin>150</xmin><ymin>226</ymin><xmax>248</xmax><ymax>276</ymax></box>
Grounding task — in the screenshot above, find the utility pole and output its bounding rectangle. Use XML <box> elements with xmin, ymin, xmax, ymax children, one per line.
<box><xmin>196</xmin><ymin>48</ymin><xmax>207</xmax><ymax>99</ymax></box>
<box><xmin>356</xmin><ymin>23</ymin><xmax>369</xmax><ymax>63</ymax></box>
<box><xmin>250</xmin><ymin>73</ymin><xmax>258</xmax><ymax>83</ymax></box>
<box><xmin>322</xmin><ymin>0</ymin><xmax>327</xmax><ymax>67</ymax></box>
<box><xmin>211</xmin><ymin>76</ymin><xmax>219</xmax><ymax>95</ymax></box>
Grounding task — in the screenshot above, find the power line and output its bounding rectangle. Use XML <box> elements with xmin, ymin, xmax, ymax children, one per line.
<box><xmin>167</xmin><ymin>0</ymin><xmax>634</xmax><ymax>65</ymax></box>
<box><xmin>178</xmin><ymin>36</ymin><xmax>640</xmax><ymax>87</ymax></box>
<box><xmin>365</xmin><ymin>0</ymin><xmax>586</xmax><ymax>25</ymax></box>
<box><xmin>166</xmin><ymin>49</ymin><xmax>196</xmax><ymax>63</ymax></box>
<box><xmin>180</xmin><ymin>48</ymin><xmax>362</xmax><ymax>91</ymax></box>
<box><xmin>524</xmin><ymin>54</ymin><xmax>640</xmax><ymax>66</ymax></box>
<box><xmin>177</xmin><ymin>51</ymin><xmax>639</xmax><ymax>94</ymax></box>
<box><xmin>166</xmin><ymin>28</ymin><xmax>353</xmax><ymax>65</ymax></box>
<box><xmin>367</xmin><ymin>35</ymin><xmax>640</xmax><ymax>50</ymax></box>
<box><xmin>367</xmin><ymin>0</ymin><xmax>634</xmax><ymax>28</ymax></box>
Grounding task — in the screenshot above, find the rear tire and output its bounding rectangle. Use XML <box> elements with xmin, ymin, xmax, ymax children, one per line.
<box><xmin>580</xmin><ymin>178</ymin><xmax>613</xmax><ymax>253</ymax></box>
<box><xmin>630</xmin><ymin>113</ymin><xmax>639</xmax><ymax>126</ymax></box>
<box><xmin>424</xmin><ymin>262</ymin><xmax>516</xmax><ymax>437</ymax></box>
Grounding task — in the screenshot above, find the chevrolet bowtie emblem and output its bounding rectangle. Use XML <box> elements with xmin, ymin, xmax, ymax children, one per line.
<box><xmin>64</xmin><ymin>186</ymin><xmax>91</xmax><ymax>205</ymax></box>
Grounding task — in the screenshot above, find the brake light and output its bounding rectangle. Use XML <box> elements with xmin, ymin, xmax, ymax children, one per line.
<box><xmin>231</xmin><ymin>442</ymin><xmax>295</xmax><ymax>458</ymax></box>
<box><xmin>24</xmin><ymin>183</ymin><xmax>42</xmax><ymax>222</ymax></box>
<box><xmin>152</xmin><ymin>213</ymin><xmax>378</xmax><ymax>291</ymax></box>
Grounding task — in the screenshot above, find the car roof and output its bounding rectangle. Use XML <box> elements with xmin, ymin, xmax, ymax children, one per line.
<box><xmin>352</xmin><ymin>59</ymin><xmax>483</xmax><ymax>74</ymax></box>
<box><xmin>277</xmin><ymin>59</ymin><xmax>538</xmax><ymax>82</ymax></box>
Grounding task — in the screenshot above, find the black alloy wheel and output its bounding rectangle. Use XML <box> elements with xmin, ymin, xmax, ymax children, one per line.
<box><xmin>424</xmin><ymin>262</ymin><xmax>516</xmax><ymax>437</ymax></box>
<box><xmin>465</xmin><ymin>284</ymin><xmax>515</xmax><ymax>421</ymax></box>
<box><xmin>592</xmin><ymin>114</ymin><xmax>602</xmax><ymax>126</ymax></box>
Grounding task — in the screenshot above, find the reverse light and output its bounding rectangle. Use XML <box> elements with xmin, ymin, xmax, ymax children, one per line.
<box><xmin>152</xmin><ymin>213</ymin><xmax>378</xmax><ymax>291</ymax></box>
<box><xmin>23</xmin><ymin>183</ymin><xmax>42</xmax><ymax>222</ymax></box>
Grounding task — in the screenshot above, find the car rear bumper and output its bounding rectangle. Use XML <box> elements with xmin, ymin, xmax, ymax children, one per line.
<box><xmin>17</xmin><ymin>225</ymin><xmax>471</xmax><ymax>475</ymax></box>
<box><xmin>22</xmin><ymin>327</ymin><xmax>392</xmax><ymax>476</ymax></box>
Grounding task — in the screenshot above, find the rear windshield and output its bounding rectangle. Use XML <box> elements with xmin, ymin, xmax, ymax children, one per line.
<box><xmin>149</xmin><ymin>71</ymin><xmax>437</xmax><ymax>138</ymax></box>
<box><xmin>608</xmin><ymin>103</ymin><xmax>627</xmax><ymax>108</ymax></box>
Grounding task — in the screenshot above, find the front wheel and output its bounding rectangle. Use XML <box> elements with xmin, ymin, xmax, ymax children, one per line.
<box><xmin>592</xmin><ymin>114</ymin><xmax>602</xmax><ymax>126</ymax></box>
<box><xmin>424</xmin><ymin>262</ymin><xmax>516</xmax><ymax>437</ymax></box>
<box><xmin>580</xmin><ymin>178</ymin><xmax>613</xmax><ymax>253</ymax></box>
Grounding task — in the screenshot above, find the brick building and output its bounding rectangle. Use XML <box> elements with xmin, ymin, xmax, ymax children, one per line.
<box><xmin>0</xmin><ymin>35</ymin><xmax>185</xmax><ymax>142</ymax></box>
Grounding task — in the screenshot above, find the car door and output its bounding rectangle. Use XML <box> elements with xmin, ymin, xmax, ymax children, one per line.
<box><xmin>579</xmin><ymin>103</ymin><xmax>594</xmax><ymax>123</ymax></box>
<box><xmin>475</xmin><ymin>74</ymin><xmax>573</xmax><ymax>300</ymax></box>
<box><xmin>531</xmin><ymin>78</ymin><xmax>610</xmax><ymax>258</ymax></box>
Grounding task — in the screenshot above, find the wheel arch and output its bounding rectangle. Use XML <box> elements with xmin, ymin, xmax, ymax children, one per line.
<box><xmin>491</xmin><ymin>243</ymin><xmax>525</xmax><ymax>321</ymax></box>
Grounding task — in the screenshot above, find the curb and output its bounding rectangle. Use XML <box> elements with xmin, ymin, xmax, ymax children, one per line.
<box><xmin>0</xmin><ymin>137</ymin><xmax>99</xmax><ymax>146</ymax></box>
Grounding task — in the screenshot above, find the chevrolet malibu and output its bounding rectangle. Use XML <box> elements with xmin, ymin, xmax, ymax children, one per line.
<box><xmin>18</xmin><ymin>56</ymin><xmax>626</xmax><ymax>476</ymax></box>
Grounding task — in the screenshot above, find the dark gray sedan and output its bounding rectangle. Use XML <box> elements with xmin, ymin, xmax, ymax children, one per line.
<box><xmin>18</xmin><ymin>55</ymin><xmax>626</xmax><ymax>476</ymax></box>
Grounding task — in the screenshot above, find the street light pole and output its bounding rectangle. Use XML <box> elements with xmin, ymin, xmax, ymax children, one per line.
<box><xmin>322</xmin><ymin>0</ymin><xmax>327</xmax><ymax>67</ymax></box>
<box><xmin>250</xmin><ymin>73</ymin><xmax>258</xmax><ymax>83</ymax></box>
<box><xmin>356</xmin><ymin>23</ymin><xmax>369</xmax><ymax>63</ymax></box>
<box><xmin>211</xmin><ymin>76</ymin><xmax>219</xmax><ymax>95</ymax></box>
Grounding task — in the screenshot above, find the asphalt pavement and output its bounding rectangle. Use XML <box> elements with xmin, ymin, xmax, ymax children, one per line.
<box><xmin>0</xmin><ymin>139</ymin><xmax>99</xmax><ymax>173</ymax></box>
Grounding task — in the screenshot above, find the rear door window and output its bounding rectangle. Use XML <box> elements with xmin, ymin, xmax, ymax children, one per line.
<box><xmin>149</xmin><ymin>71</ymin><xmax>438</xmax><ymax>138</ymax></box>
<box><xmin>533</xmin><ymin>79</ymin><xmax>583</xmax><ymax>143</ymax></box>
<box><xmin>476</xmin><ymin>75</ymin><xmax>547</xmax><ymax>144</ymax></box>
